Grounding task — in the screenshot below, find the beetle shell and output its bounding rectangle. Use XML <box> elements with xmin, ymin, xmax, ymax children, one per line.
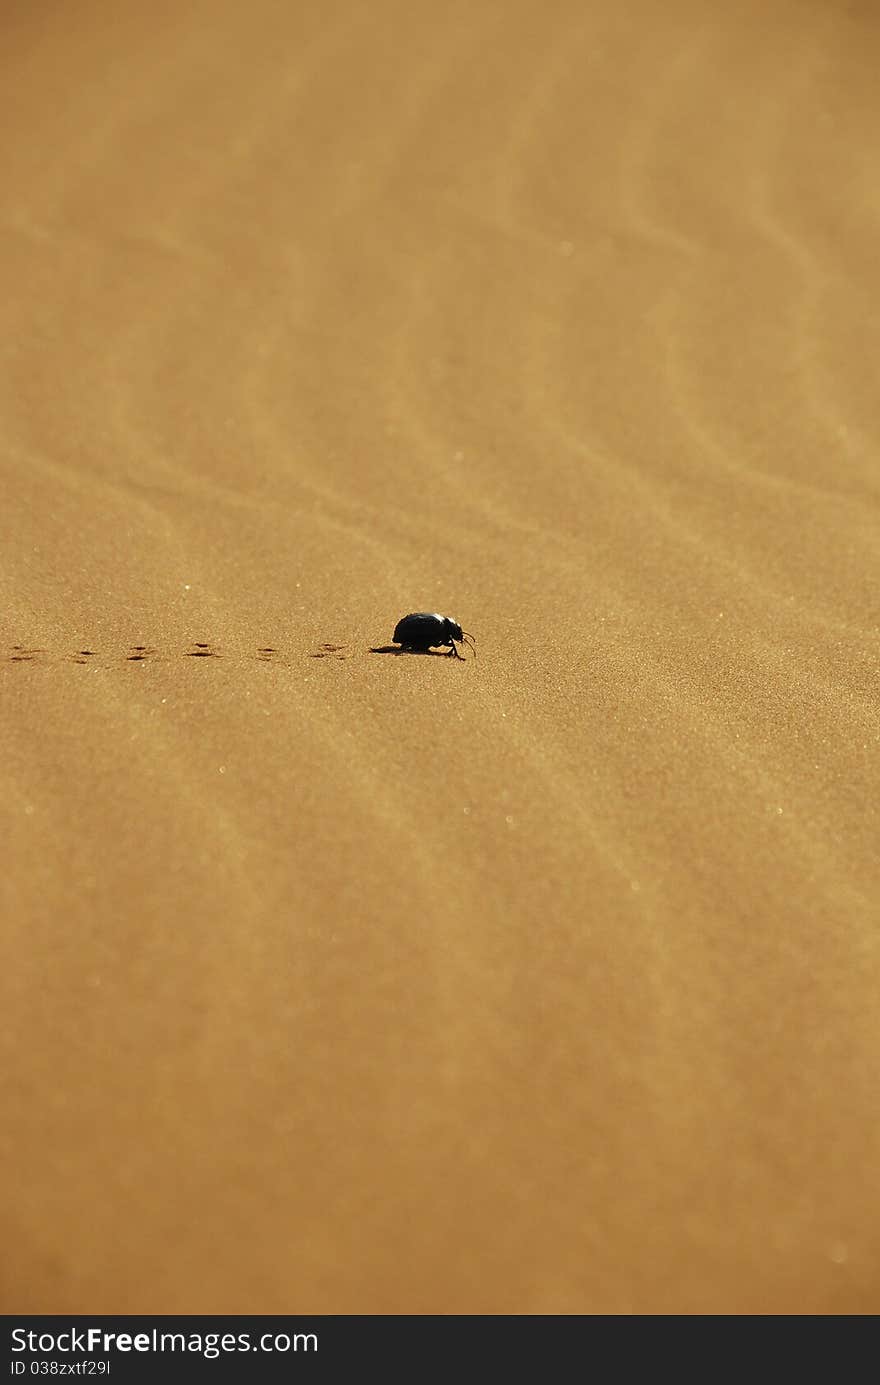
<box><xmin>392</xmin><ymin>612</ymin><xmax>463</xmax><ymax>648</ymax></box>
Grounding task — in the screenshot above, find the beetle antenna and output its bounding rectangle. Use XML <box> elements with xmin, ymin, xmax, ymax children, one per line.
<box><xmin>461</xmin><ymin>632</ymin><xmax>477</xmax><ymax>659</ymax></box>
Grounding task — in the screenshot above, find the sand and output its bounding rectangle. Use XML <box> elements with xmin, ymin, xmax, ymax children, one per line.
<box><xmin>1</xmin><ymin>0</ymin><xmax>878</xmax><ymax>1314</ymax></box>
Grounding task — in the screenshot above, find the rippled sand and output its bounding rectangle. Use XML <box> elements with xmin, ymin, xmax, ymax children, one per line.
<box><xmin>2</xmin><ymin>0</ymin><xmax>878</xmax><ymax>1313</ymax></box>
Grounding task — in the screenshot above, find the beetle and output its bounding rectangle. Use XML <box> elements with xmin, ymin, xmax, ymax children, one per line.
<box><xmin>392</xmin><ymin>612</ymin><xmax>476</xmax><ymax>660</ymax></box>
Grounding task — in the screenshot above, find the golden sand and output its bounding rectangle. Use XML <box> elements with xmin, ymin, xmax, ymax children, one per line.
<box><xmin>1</xmin><ymin>0</ymin><xmax>878</xmax><ymax>1313</ymax></box>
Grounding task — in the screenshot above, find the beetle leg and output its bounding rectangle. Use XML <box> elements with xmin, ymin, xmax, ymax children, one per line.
<box><xmin>461</xmin><ymin>632</ymin><xmax>477</xmax><ymax>658</ymax></box>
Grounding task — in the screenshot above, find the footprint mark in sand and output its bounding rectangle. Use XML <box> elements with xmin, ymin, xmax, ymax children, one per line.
<box><xmin>70</xmin><ymin>649</ymin><xmax>96</xmax><ymax>664</ymax></box>
<box><xmin>311</xmin><ymin>644</ymin><xmax>350</xmax><ymax>659</ymax></box>
<box><xmin>8</xmin><ymin>646</ymin><xmax>46</xmax><ymax>662</ymax></box>
<box><xmin>187</xmin><ymin>642</ymin><xmax>221</xmax><ymax>658</ymax></box>
<box><xmin>127</xmin><ymin>646</ymin><xmax>158</xmax><ymax>661</ymax></box>
<box><xmin>256</xmin><ymin>647</ymin><xmax>280</xmax><ymax>661</ymax></box>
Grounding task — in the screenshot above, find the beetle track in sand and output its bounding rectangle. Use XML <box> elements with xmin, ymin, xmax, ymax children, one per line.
<box><xmin>1</xmin><ymin>643</ymin><xmax>361</xmax><ymax>665</ymax></box>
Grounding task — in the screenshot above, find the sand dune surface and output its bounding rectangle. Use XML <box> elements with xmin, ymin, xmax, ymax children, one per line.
<box><xmin>2</xmin><ymin>0</ymin><xmax>879</xmax><ymax>1313</ymax></box>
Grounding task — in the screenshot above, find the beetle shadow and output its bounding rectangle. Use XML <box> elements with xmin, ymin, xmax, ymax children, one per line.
<box><xmin>369</xmin><ymin>645</ymin><xmax>455</xmax><ymax>657</ymax></box>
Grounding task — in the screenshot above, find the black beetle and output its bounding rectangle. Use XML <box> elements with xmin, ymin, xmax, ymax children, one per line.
<box><xmin>392</xmin><ymin>612</ymin><xmax>476</xmax><ymax>660</ymax></box>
